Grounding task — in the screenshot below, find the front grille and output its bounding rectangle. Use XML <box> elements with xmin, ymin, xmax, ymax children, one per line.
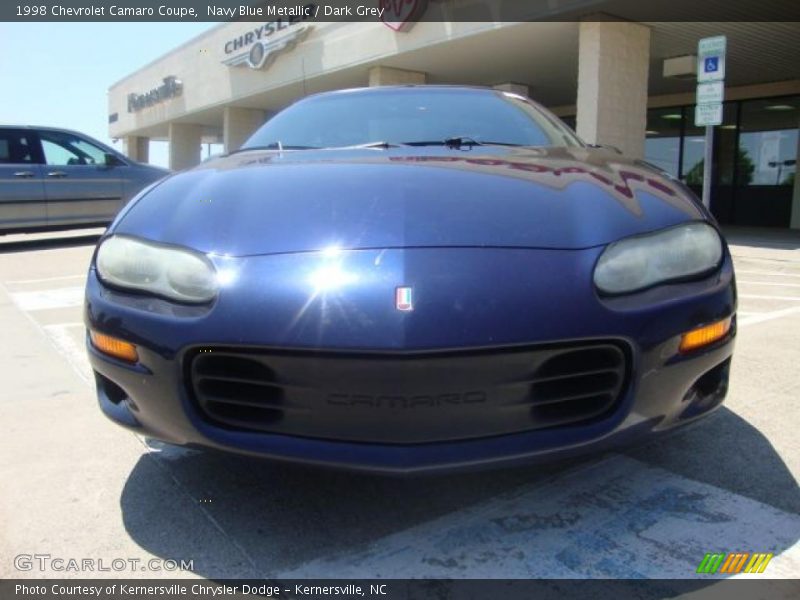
<box><xmin>189</xmin><ymin>342</ymin><xmax>628</xmax><ymax>444</ymax></box>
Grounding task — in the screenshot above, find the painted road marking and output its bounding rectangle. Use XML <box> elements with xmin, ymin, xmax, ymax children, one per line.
<box><xmin>739</xmin><ymin>294</ymin><xmax>800</xmax><ymax>302</ymax></box>
<box><xmin>10</xmin><ymin>286</ymin><xmax>84</xmax><ymax>311</ymax></box>
<box><xmin>42</xmin><ymin>323</ymin><xmax>92</xmax><ymax>384</ymax></box>
<box><xmin>738</xmin><ymin>281</ymin><xmax>800</xmax><ymax>288</ymax></box>
<box><xmin>739</xmin><ymin>306</ymin><xmax>800</xmax><ymax>328</ymax></box>
<box><xmin>736</xmin><ymin>270</ymin><xmax>800</xmax><ymax>278</ymax></box>
<box><xmin>279</xmin><ymin>455</ymin><xmax>800</xmax><ymax>579</ymax></box>
<box><xmin>6</xmin><ymin>274</ymin><xmax>86</xmax><ymax>285</ymax></box>
<box><xmin>731</xmin><ymin>256</ymin><xmax>800</xmax><ymax>264</ymax></box>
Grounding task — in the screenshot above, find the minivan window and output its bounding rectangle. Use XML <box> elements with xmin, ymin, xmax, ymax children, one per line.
<box><xmin>40</xmin><ymin>131</ymin><xmax>107</xmax><ymax>166</ymax></box>
<box><xmin>0</xmin><ymin>131</ymin><xmax>37</xmax><ymax>164</ymax></box>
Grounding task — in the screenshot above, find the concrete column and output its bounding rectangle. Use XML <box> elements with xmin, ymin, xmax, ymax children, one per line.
<box><xmin>168</xmin><ymin>123</ymin><xmax>203</xmax><ymax>171</ymax></box>
<box><xmin>123</xmin><ymin>136</ymin><xmax>149</xmax><ymax>163</ymax></box>
<box><xmin>223</xmin><ymin>107</ymin><xmax>267</xmax><ymax>153</ymax></box>
<box><xmin>368</xmin><ymin>66</ymin><xmax>426</xmax><ymax>87</ymax></box>
<box><xmin>791</xmin><ymin>117</ymin><xmax>800</xmax><ymax>230</ymax></box>
<box><xmin>493</xmin><ymin>83</ymin><xmax>530</xmax><ymax>98</ymax></box>
<box><xmin>576</xmin><ymin>21</ymin><xmax>651</xmax><ymax>158</ymax></box>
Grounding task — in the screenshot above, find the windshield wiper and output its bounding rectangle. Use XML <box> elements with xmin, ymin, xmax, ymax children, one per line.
<box><xmin>402</xmin><ymin>137</ymin><xmax>528</xmax><ymax>149</ymax></box>
<box><xmin>336</xmin><ymin>141</ymin><xmax>406</xmax><ymax>149</ymax></box>
<box><xmin>402</xmin><ymin>137</ymin><xmax>482</xmax><ymax>149</ymax></box>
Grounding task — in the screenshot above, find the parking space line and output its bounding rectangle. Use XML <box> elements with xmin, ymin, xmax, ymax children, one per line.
<box><xmin>730</xmin><ymin>256</ymin><xmax>800</xmax><ymax>264</ymax></box>
<box><xmin>739</xmin><ymin>306</ymin><xmax>800</xmax><ymax>328</ymax></box>
<box><xmin>738</xmin><ymin>281</ymin><xmax>800</xmax><ymax>288</ymax></box>
<box><xmin>6</xmin><ymin>274</ymin><xmax>86</xmax><ymax>285</ymax></box>
<box><xmin>41</xmin><ymin>323</ymin><xmax>92</xmax><ymax>385</ymax></box>
<box><xmin>9</xmin><ymin>286</ymin><xmax>84</xmax><ymax>311</ymax></box>
<box><xmin>739</xmin><ymin>294</ymin><xmax>800</xmax><ymax>302</ymax></box>
<box><xmin>736</xmin><ymin>270</ymin><xmax>800</xmax><ymax>278</ymax></box>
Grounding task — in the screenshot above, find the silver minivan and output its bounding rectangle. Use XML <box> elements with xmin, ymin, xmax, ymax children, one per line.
<box><xmin>0</xmin><ymin>126</ymin><xmax>169</xmax><ymax>233</ymax></box>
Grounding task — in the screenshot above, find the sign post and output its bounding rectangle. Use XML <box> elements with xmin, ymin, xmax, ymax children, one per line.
<box><xmin>695</xmin><ymin>36</ymin><xmax>727</xmax><ymax>209</ymax></box>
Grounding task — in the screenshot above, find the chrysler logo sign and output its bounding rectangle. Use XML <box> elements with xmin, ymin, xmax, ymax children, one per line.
<box><xmin>223</xmin><ymin>26</ymin><xmax>313</xmax><ymax>70</ymax></box>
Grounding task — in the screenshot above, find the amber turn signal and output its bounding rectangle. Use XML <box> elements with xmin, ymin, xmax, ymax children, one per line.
<box><xmin>679</xmin><ymin>317</ymin><xmax>732</xmax><ymax>353</ymax></box>
<box><xmin>90</xmin><ymin>330</ymin><xmax>139</xmax><ymax>363</ymax></box>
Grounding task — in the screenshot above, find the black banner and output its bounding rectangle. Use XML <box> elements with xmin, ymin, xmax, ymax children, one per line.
<box><xmin>3</xmin><ymin>0</ymin><xmax>800</xmax><ymax>22</ymax></box>
<box><xmin>3</xmin><ymin>579</ymin><xmax>800</xmax><ymax>600</ymax></box>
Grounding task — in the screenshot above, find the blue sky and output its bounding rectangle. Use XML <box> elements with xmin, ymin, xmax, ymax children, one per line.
<box><xmin>0</xmin><ymin>22</ymin><xmax>215</xmax><ymax>167</ymax></box>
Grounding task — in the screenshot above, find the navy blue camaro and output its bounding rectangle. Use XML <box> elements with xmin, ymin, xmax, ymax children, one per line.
<box><xmin>85</xmin><ymin>86</ymin><xmax>736</xmax><ymax>473</ymax></box>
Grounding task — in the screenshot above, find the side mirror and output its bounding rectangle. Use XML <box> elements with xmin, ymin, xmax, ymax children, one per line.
<box><xmin>104</xmin><ymin>153</ymin><xmax>124</xmax><ymax>166</ymax></box>
<box><xmin>588</xmin><ymin>143</ymin><xmax>623</xmax><ymax>155</ymax></box>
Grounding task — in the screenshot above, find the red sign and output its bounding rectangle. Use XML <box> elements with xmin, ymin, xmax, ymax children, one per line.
<box><xmin>380</xmin><ymin>0</ymin><xmax>429</xmax><ymax>32</ymax></box>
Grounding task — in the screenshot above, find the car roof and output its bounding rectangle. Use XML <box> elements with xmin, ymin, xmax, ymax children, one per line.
<box><xmin>301</xmin><ymin>85</ymin><xmax>515</xmax><ymax>101</ymax></box>
<box><xmin>0</xmin><ymin>125</ymin><xmax>97</xmax><ymax>137</ymax></box>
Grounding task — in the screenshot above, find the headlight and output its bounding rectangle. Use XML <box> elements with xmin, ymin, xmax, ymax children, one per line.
<box><xmin>96</xmin><ymin>236</ymin><xmax>218</xmax><ymax>303</ymax></box>
<box><xmin>594</xmin><ymin>222</ymin><xmax>723</xmax><ymax>295</ymax></box>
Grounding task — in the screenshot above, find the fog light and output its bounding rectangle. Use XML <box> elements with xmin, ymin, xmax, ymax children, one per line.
<box><xmin>679</xmin><ymin>317</ymin><xmax>732</xmax><ymax>353</ymax></box>
<box><xmin>90</xmin><ymin>330</ymin><xmax>138</xmax><ymax>363</ymax></box>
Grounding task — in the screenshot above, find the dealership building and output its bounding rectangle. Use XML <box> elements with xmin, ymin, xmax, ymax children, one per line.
<box><xmin>108</xmin><ymin>6</ymin><xmax>800</xmax><ymax>229</ymax></box>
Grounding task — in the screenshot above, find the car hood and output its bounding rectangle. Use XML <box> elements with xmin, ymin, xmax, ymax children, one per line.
<box><xmin>113</xmin><ymin>146</ymin><xmax>706</xmax><ymax>256</ymax></box>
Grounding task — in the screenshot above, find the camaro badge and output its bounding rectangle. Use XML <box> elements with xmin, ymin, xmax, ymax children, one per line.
<box><xmin>395</xmin><ymin>287</ymin><xmax>413</xmax><ymax>311</ymax></box>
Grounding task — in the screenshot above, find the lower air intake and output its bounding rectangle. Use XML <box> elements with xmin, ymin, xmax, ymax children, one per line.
<box><xmin>189</xmin><ymin>342</ymin><xmax>628</xmax><ymax>444</ymax></box>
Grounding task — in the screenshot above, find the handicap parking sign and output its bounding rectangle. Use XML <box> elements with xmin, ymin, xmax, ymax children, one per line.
<box><xmin>698</xmin><ymin>36</ymin><xmax>726</xmax><ymax>82</ymax></box>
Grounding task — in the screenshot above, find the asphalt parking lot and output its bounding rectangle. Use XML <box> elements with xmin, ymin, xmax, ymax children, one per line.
<box><xmin>0</xmin><ymin>226</ymin><xmax>799</xmax><ymax>581</ymax></box>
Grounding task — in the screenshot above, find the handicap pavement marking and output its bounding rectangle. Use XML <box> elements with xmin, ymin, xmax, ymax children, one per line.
<box><xmin>279</xmin><ymin>455</ymin><xmax>800</xmax><ymax>579</ymax></box>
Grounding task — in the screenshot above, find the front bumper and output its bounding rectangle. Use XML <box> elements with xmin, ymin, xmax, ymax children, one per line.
<box><xmin>85</xmin><ymin>246</ymin><xmax>736</xmax><ymax>474</ymax></box>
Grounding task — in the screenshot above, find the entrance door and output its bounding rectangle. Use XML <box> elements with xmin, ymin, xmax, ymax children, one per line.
<box><xmin>733</xmin><ymin>99</ymin><xmax>797</xmax><ymax>227</ymax></box>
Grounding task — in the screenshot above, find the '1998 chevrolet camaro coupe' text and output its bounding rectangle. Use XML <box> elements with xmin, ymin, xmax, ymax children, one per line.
<box><xmin>84</xmin><ymin>86</ymin><xmax>736</xmax><ymax>474</ymax></box>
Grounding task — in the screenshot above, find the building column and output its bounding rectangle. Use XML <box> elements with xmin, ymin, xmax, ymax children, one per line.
<box><xmin>168</xmin><ymin>123</ymin><xmax>203</xmax><ymax>171</ymax></box>
<box><xmin>576</xmin><ymin>20</ymin><xmax>651</xmax><ymax>158</ymax></box>
<box><xmin>493</xmin><ymin>83</ymin><xmax>530</xmax><ymax>97</ymax></box>
<box><xmin>223</xmin><ymin>107</ymin><xmax>267</xmax><ymax>153</ymax></box>
<box><xmin>368</xmin><ymin>66</ymin><xmax>426</xmax><ymax>86</ymax></box>
<box><xmin>123</xmin><ymin>136</ymin><xmax>149</xmax><ymax>163</ymax></box>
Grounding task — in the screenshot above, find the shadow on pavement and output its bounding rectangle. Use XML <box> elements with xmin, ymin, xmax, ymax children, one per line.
<box><xmin>624</xmin><ymin>408</ymin><xmax>800</xmax><ymax>515</ymax></box>
<box><xmin>119</xmin><ymin>407</ymin><xmax>800</xmax><ymax>579</ymax></box>
<box><xmin>120</xmin><ymin>442</ymin><xmax>583</xmax><ymax>578</ymax></box>
<box><xmin>722</xmin><ymin>226</ymin><xmax>800</xmax><ymax>252</ymax></box>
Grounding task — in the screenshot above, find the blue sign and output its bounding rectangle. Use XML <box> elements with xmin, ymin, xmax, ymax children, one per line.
<box><xmin>704</xmin><ymin>57</ymin><xmax>719</xmax><ymax>73</ymax></box>
<box><xmin>698</xmin><ymin>36</ymin><xmax>726</xmax><ymax>83</ymax></box>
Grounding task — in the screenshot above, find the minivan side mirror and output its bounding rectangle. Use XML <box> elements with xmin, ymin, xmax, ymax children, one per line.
<box><xmin>587</xmin><ymin>143</ymin><xmax>623</xmax><ymax>155</ymax></box>
<box><xmin>104</xmin><ymin>153</ymin><xmax>124</xmax><ymax>166</ymax></box>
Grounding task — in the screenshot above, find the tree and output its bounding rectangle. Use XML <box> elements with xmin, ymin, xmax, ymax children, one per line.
<box><xmin>684</xmin><ymin>146</ymin><xmax>755</xmax><ymax>186</ymax></box>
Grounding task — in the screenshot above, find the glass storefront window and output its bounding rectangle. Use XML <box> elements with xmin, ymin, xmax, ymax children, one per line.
<box><xmin>645</xmin><ymin>108</ymin><xmax>682</xmax><ymax>177</ymax></box>
<box><xmin>738</xmin><ymin>98</ymin><xmax>798</xmax><ymax>187</ymax></box>
<box><xmin>682</xmin><ymin>117</ymin><xmax>706</xmax><ymax>186</ymax></box>
<box><xmin>715</xmin><ymin>103</ymin><xmax>739</xmax><ymax>186</ymax></box>
<box><xmin>563</xmin><ymin>95</ymin><xmax>798</xmax><ymax>226</ymax></box>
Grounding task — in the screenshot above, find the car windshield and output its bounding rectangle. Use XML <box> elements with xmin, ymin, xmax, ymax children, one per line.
<box><xmin>242</xmin><ymin>88</ymin><xmax>581</xmax><ymax>150</ymax></box>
